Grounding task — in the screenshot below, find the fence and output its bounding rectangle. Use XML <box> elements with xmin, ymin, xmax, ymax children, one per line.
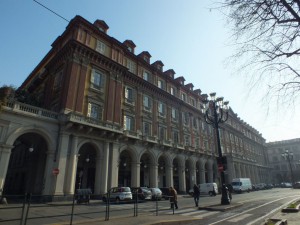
<box><xmin>0</xmin><ymin>193</ymin><xmax>176</xmax><ymax>225</ymax></box>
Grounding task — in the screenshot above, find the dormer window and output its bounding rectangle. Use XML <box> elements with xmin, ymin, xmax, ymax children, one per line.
<box><xmin>157</xmin><ymin>64</ymin><xmax>162</xmax><ymax>72</ymax></box>
<box><xmin>128</xmin><ymin>46</ymin><xmax>133</xmax><ymax>53</ymax></box>
<box><xmin>144</xmin><ymin>56</ymin><xmax>149</xmax><ymax>63</ymax></box>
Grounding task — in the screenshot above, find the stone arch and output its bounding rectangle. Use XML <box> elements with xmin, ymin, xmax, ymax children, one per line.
<box><xmin>139</xmin><ymin>149</ymin><xmax>156</xmax><ymax>187</ymax></box>
<box><xmin>118</xmin><ymin>145</ymin><xmax>139</xmax><ymax>187</ymax></box>
<box><xmin>6</xmin><ymin>125</ymin><xmax>55</xmax><ymax>151</ymax></box>
<box><xmin>76</xmin><ymin>140</ymin><xmax>102</xmax><ymax>192</ymax></box>
<box><xmin>3</xmin><ymin>131</ymin><xmax>51</xmax><ymax>196</ymax></box>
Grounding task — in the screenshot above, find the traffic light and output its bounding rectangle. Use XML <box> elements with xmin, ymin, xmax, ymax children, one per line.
<box><xmin>217</xmin><ymin>156</ymin><xmax>227</xmax><ymax>171</ymax></box>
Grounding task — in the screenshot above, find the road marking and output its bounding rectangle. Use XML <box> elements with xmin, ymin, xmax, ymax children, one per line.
<box><xmin>209</xmin><ymin>196</ymin><xmax>296</xmax><ymax>225</ymax></box>
<box><xmin>227</xmin><ymin>213</ymin><xmax>252</xmax><ymax>222</ymax></box>
<box><xmin>193</xmin><ymin>211</ymin><xmax>219</xmax><ymax>218</ymax></box>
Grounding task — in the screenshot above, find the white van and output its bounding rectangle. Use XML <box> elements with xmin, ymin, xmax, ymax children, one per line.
<box><xmin>232</xmin><ymin>178</ymin><xmax>252</xmax><ymax>193</ymax></box>
<box><xmin>199</xmin><ymin>183</ymin><xmax>218</xmax><ymax>196</ymax></box>
<box><xmin>189</xmin><ymin>183</ymin><xmax>218</xmax><ymax>196</ymax></box>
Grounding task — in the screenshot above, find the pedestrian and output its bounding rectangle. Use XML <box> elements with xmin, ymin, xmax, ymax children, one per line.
<box><xmin>169</xmin><ymin>186</ymin><xmax>178</xmax><ymax>209</ymax></box>
<box><xmin>226</xmin><ymin>184</ymin><xmax>233</xmax><ymax>200</ymax></box>
<box><xmin>193</xmin><ymin>184</ymin><xmax>200</xmax><ymax>207</ymax></box>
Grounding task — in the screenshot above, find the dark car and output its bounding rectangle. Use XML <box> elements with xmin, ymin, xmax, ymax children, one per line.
<box><xmin>159</xmin><ymin>187</ymin><xmax>171</xmax><ymax>200</ymax></box>
<box><xmin>131</xmin><ymin>187</ymin><xmax>152</xmax><ymax>200</ymax></box>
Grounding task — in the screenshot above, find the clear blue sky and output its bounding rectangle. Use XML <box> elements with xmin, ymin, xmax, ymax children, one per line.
<box><xmin>1</xmin><ymin>0</ymin><xmax>299</xmax><ymax>142</ymax></box>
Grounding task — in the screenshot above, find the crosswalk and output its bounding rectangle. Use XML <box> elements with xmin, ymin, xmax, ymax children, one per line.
<box><xmin>104</xmin><ymin>204</ymin><xmax>258</xmax><ymax>223</ymax></box>
<box><xmin>108</xmin><ymin>204</ymin><xmax>220</xmax><ymax>219</ymax></box>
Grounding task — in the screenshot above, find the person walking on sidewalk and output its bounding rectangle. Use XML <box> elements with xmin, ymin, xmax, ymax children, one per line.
<box><xmin>169</xmin><ymin>187</ymin><xmax>178</xmax><ymax>209</ymax></box>
<box><xmin>193</xmin><ymin>184</ymin><xmax>200</xmax><ymax>207</ymax></box>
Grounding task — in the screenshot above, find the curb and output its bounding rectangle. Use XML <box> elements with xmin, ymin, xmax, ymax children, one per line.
<box><xmin>198</xmin><ymin>203</ymin><xmax>243</xmax><ymax>212</ymax></box>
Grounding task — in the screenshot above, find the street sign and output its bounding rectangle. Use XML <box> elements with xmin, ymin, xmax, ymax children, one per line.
<box><xmin>52</xmin><ymin>168</ymin><xmax>59</xmax><ymax>175</ymax></box>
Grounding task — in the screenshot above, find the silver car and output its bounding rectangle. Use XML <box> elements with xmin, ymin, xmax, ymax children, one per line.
<box><xmin>149</xmin><ymin>188</ymin><xmax>162</xmax><ymax>200</ymax></box>
<box><xmin>102</xmin><ymin>187</ymin><xmax>132</xmax><ymax>203</ymax></box>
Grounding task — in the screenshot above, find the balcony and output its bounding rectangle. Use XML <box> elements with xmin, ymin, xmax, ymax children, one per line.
<box><xmin>123</xmin><ymin>130</ymin><xmax>139</xmax><ymax>139</ymax></box>
<box><xmin>142</xmin><ymin>135</ymin><xmax>157</xmax><ymax>144</ymax></box>
<box><xmin>67</xmin><ymin>112</ymin><xmax>122</xmax><ymax>133</ymax></box>
<box><xmin>4</xmin><ymin>101</ymin><xmax>58</xmax><ymax>120</ymax></box>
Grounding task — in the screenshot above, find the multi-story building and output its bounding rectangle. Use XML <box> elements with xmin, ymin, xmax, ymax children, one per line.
<box><xmin>267</xmin><ymin>138</ymin><xmax>300</xmax><ymax>184</ymax></box>
<box><xmin>0</xmin><ymin>15</ymin><xmax>268</xmax><ymax>197</ymax></box>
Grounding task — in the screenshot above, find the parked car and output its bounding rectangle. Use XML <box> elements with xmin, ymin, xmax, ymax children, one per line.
<box><xmin>149</xmin><ymin>188</ymin><xmax>162</xmax><ymax>200</ymax></box>
<box><xmin>281</xmin><ymin>182</ymin><xmax>292</xmax><ymax>188</ymax></box>
<box><xmin>159</xmin><ymin>187</ymin><xmax>171</xmax><ymax>200</ymax></box>
<box><xmin>131</xmin><ymin>187</ymin><xmax>152</xmax><ymax>200</ymax></box>
<box><xmin>293</xmin><ymin>182</ymin><xmax>300</xmax><ymax>189</ymax></box>
<box><xmin>256</xmin><ymin>183</ymin><xmax>267</xmax><ymax>190</ymax></box>
<box><xmin>102</xmin><ymin>187</ymin><xmax>132</xmax><ymax>203</ymax></box>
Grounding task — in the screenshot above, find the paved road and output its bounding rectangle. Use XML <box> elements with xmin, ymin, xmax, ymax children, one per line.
<box><xmin>1</xmin><ymin>188</ymin><xmax>300</xmax><ymax>225</ymax></box>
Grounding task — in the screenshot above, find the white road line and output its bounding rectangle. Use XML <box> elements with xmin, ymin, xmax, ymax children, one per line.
<box><xmin>209</xmin><ymin>196</ymin><xmax>297</xmax><ymax>225</ymax></box>
<box><xmin>193</xmin><ymin>211</ymin><xmax>219</xmax><ymax>219</ymax></box>
<box><xmin>227</xmin><ymin>213</ymin><xmax>252</xmax><ymax>222</ymax></box>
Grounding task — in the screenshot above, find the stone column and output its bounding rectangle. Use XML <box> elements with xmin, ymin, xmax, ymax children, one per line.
<box><xmin>150</xmin><ymin>163</ymin><xmax>158</xmax><ymax>188</ymax></box>
<box><xmin>165</xmin><ymin>164</ymin><xmax>173</xmax><ymax>187</ymax></box>
<box><xmin>199</xmin><ymin>163</ymin><xmax>206</xmax><ymax>184</ymax></box>
<box><xmin>42</xmin><ymin>151</ymin><xmax>55</xmax><ymax>195</ymax></box>
<box><xmin>0</xmin><ymin>145</ymin><xmax>12</xmax><ymax>192</ymax></box>
<box><xmin>99</xmin><ymin>142</ymin><xmax>109</xmax><ymax>194</ymax></box>
<box><xmin>208</xmin><ymin>161</ymin><xmax>213</xmax><ymax>183</ymax></box>
<box><xmin>131</xmin><ymin>161</ymin><xmax>140</xmax><ymax>187</ymax></box>
<box><xmin>178</xmin><ymin>164</ymin><xmax>186</xmax><ymax>193</ymax></box>
<box><xmin>64</xmin><ymin>136</ymin><xmax>78</xmax><ymax>195</ymax></box>
<box><xmin>190</xmin><ymin>166</ymin><xmax>197</xmax><ymax>188</ymax></box>
<box><xmin>108</xmin><ymin>142</ymin><xmax>119</xmax><ymax>188</ymax></box>
<box><xmin>53</xmin><ymin>132</ymin><xmax>70</xmax><ymax>195</ymax></box>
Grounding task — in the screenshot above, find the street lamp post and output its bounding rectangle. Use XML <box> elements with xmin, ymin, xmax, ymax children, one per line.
<box><xmin>202</xmin><ymin>92</ymin><xmax>230</xmax><ymax>205</ymax></box>
<box><xmin>281</xmin><ymin>150</ymin><xmax>294</xmax><ymax>187</ymax></box>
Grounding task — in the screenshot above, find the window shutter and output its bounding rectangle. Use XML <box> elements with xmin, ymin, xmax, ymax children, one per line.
<box><xmin>87</xmin><ymin>103</ymin><xmax>92</xmax><ymax>117</ymax></box>
<box><xmin>90</xmin><ymin>70</ymin><xmax>95</xmax><ymax>83</ymax></box>
<box><xmin>123</xmin><ymin>115</ymin><xmax>127</xmax><ymax>130</ymax></box>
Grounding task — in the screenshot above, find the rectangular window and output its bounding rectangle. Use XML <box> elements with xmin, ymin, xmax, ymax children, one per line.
<box><xmin>158</xmin><ymin>101</ymin><xmax>166</xmax><ymax>117</ymax></box>
<box><xmin>181</xmin><ymin>93</ymin><xmax>186</xmax><ymax>102</ymax></box>
<box><xmin>125</xmin><ymin>86</ymin><xmax>135</xmax><ymax>104</ymax></box>
<box><xmin>171</xmin><ymin>107</ymin><xmax>178</xmax><ymax>122</ymax></box>
<box><xmin>96</xmin><ymin>40</ymin><xmax>106</xmax><ymax>54</ymax></box>
<box><xmin>124</xmin><ymin>115</ymin><xmax>134</xmax><ymax>131</ymax></box>
<box><xmin>184</xmin><ymin>135</ymin><xmax>191</xmax><ymax>146</ymax></box>
<box><xmin>158</xmin><ymin>126</ymin><xmax>166</xmax><ymax>141</ymax></box>
<box><xmin>170</xmin><ymin>87</ymin><xmax>175</xmax><ymax>96</ymax></box>
<box><xmin>193</xmin><ymin>117</ymin><xmax>198</xmax><ymax>129</ymax></box>
<box><xmin>195</xmin><ymin>138</ymin><xmax>200</xmax><ymax>148</ymax></box>
<box><xmin>126</xmin><ymin>59</ymin><xmax>136</xmax><ymax>73</ymax></box>
<box><xmin>143</xmin><ymin>71</ymin><xmax>151</xmax><ymax>82</ymax></box>
<box><xmin>87</xmin><ymin>103</ymin><xmax>102</xmax><ymax>120</ymax></box>
<box><xmin>191</xmin><ymin>98</ymin><xmax>195</xmax><ymax>107</ymax></box>
<box><xmin>143</xmin><ymin>95</ymin><xmax>152</xmax><ymax>111</ymax></box>
<box><xmin>90</xmin><ymin>69</ymin><xmax>104</xmax><ymax>90</ymax></box>
<box><xmin>158</xmin><ymin>80</ymin><xmax>165</xmax><ymax>90</ymax></box>
<box><xmin>183</xmin><ymin>112</ymin><xmax>189</xmax><ymax>126</ymax></box>
<box><xmin>172</xmin><ymin>130</ymin><xmax>179</xmax><ymax>144</ymax></box>
<box><xmin>143</xmin><ymin>121</ymin><xmax>151</xmax><ymax>136</ymax></box>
